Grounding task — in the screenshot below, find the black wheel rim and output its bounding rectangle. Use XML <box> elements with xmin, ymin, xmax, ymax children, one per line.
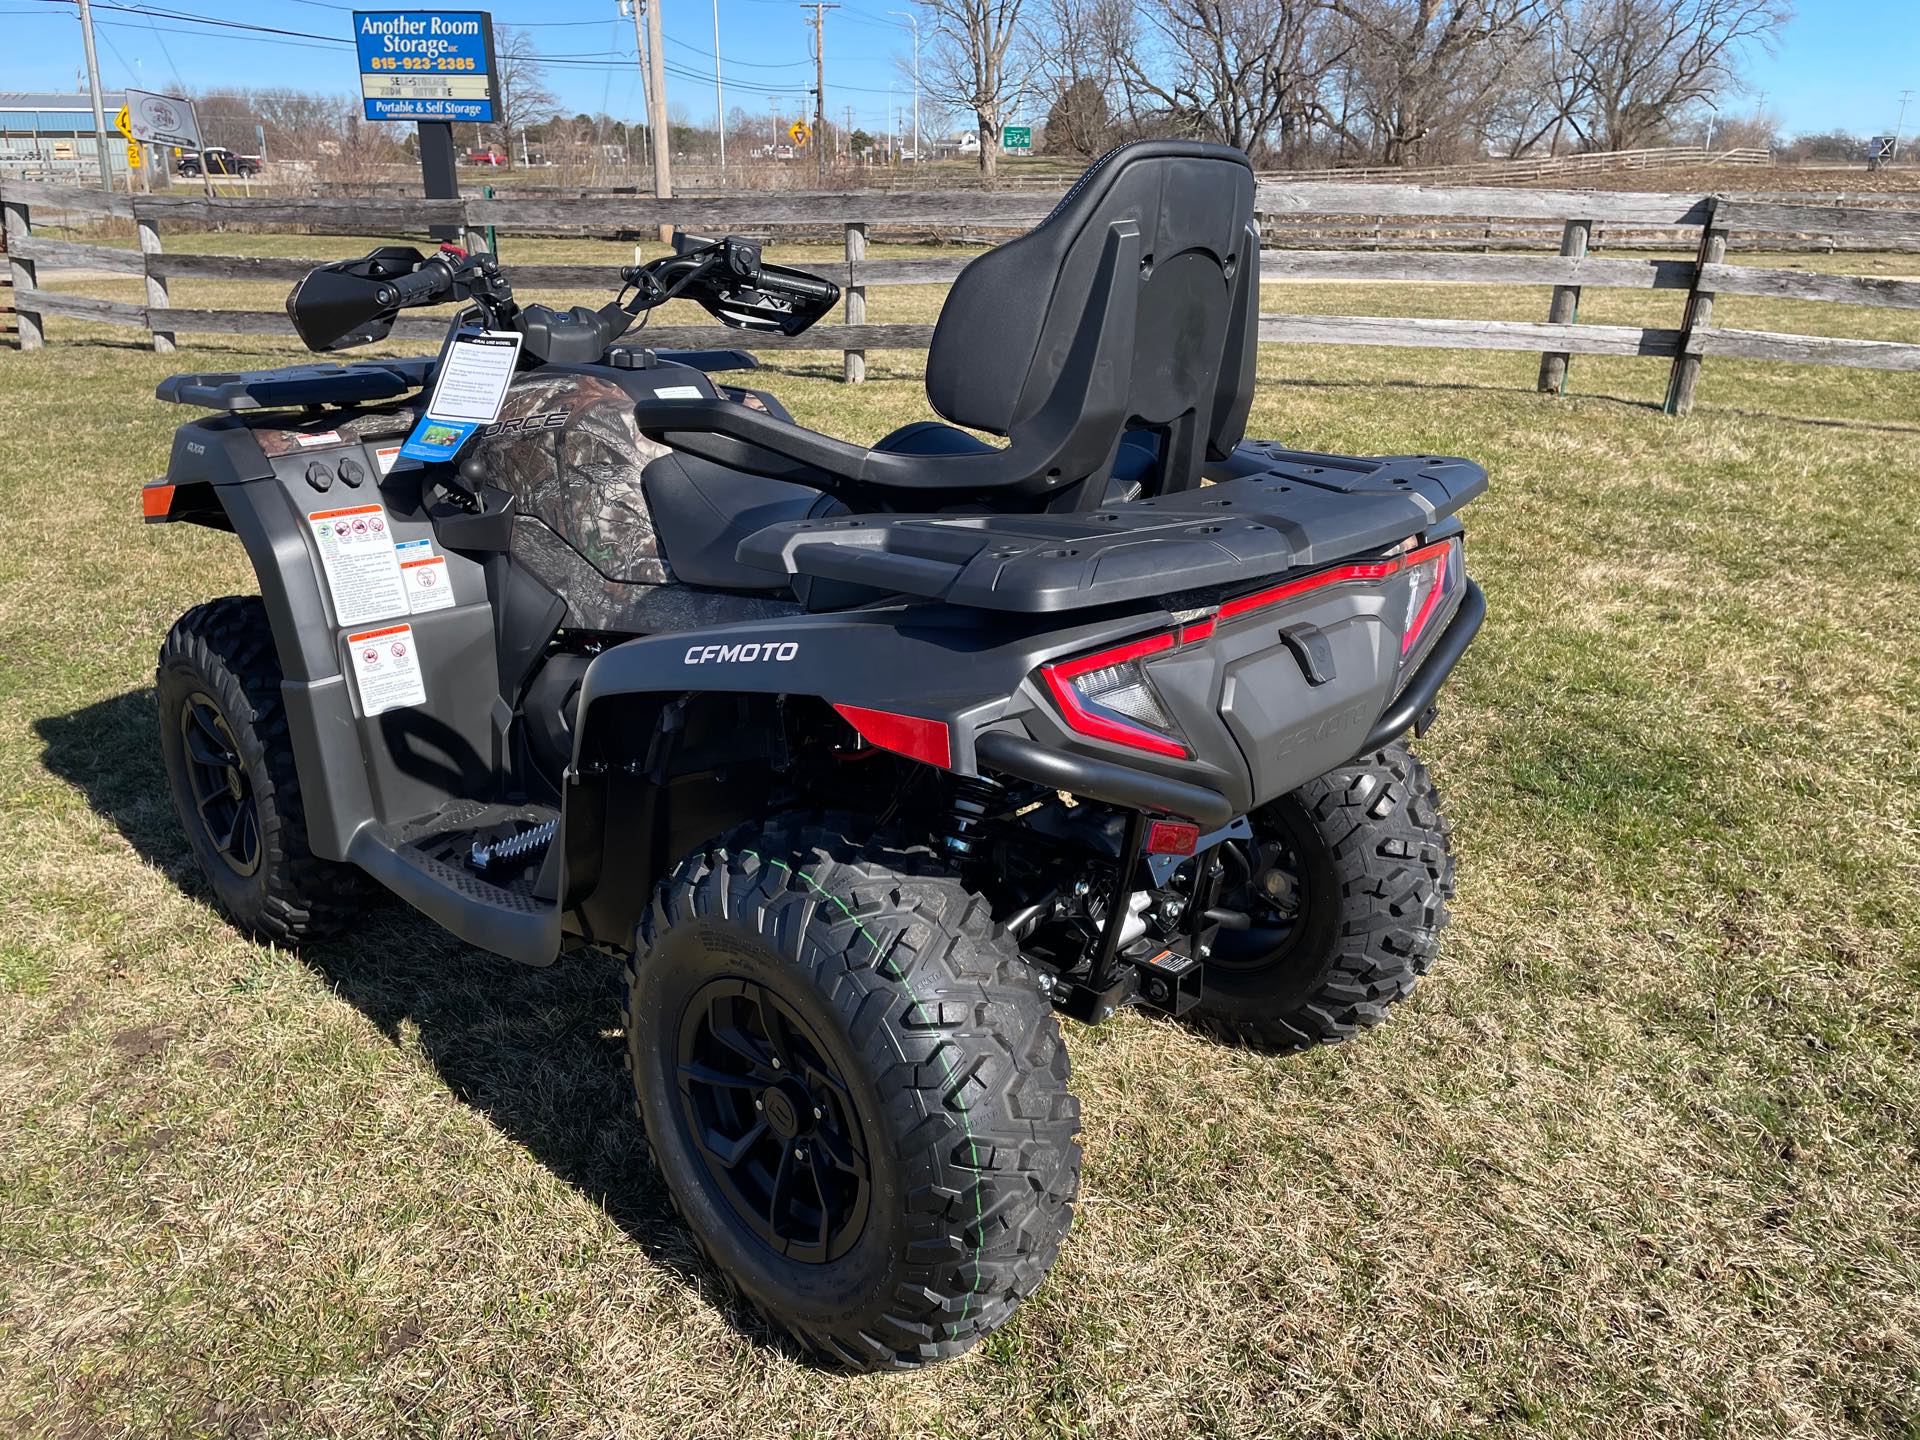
<box><xmin>178</xmin><ymin>692</ymin><xmax>260</xmax><ymax>878</ymax></box>
<box><xmin>1209</xmin><ymin>826</ymin><xmax>1309</xmax><ymax>971</ymax></box>
<box><xmin>675</xmin><ymin>977</ymin><xmax>871</xmax><ymax>1264</ymax></box>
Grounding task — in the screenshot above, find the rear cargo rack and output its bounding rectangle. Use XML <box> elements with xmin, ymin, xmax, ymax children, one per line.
<box><xmin>738</xmin><ymin>445</ymin><xmax>1487</xmax><ymax>612</ymax></box>
<box><xmin>155</xmin><ymin>358</ymin><xmax>437</xmax><ymax>411</ymax></box>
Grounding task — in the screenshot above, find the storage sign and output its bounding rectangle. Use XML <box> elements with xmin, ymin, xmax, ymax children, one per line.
<box><xmin>353</xmin><ymin>11</ymin><xmax>498</xmax><ymax>123</ymax></box>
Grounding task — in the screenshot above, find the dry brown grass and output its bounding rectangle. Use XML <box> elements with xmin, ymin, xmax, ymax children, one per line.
<box><xmin>1</xmin><ymin>250</ymin><xmax>1917</xmax><ymax>1438</ymax></box>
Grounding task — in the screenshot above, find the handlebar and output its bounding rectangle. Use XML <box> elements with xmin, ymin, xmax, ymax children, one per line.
<box><xmin>287</xmin><ymin>233</ymin><xmax>836</xmax><ymax>358</ymax></box>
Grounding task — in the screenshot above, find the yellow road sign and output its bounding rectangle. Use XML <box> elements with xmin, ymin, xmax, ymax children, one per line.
<box><xmin>126</xmin><ymin>141</ymin><xmax>143</xmax><ymax>169</ymax></box>
<box><xmin>115</xmin><ymin>106</ymin><xmax>134</xmax><ymax>140</ymax></box>
<box><xmin>789</xmin><ymin>120</ymin><xmax>811</xmax><ymax>146</ymax></box>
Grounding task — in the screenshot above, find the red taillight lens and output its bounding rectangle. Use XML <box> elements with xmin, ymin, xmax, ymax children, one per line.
<box><xmin>141</xmin><ymin>483</ymin><xmax>175</xmax><ymax>519</ymax></box>
<box><xmin>1040</xmin><ymin>631</ymin><xmax>1190</xmax><ymax>758</ymax></box>
<box><xmin>831</xmin><ymin>704</ymin><xmax>952</xmax><ymax>768</ymax></box>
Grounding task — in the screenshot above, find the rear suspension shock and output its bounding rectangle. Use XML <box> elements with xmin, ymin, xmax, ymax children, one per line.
<box><xmin>941</xmin><ymin>773</ymin><xmax>1002</xmax><ymax>857</ymax></box>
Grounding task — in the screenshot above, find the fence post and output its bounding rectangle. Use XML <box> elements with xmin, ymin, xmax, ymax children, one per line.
<box><xmin>1664</xmin><ymin>195</ymin><xmax>1726</xmax><ymax>417</ymax></box>
<box><xmin>843</xmin><ymin>220</ymin><xmax>866</xmax><ymax>384</ymax></box>
<box><xmin>2</xmin><ymin>196</ymin><xmax>42</xmax><ymax>350</ymax></box>
<box><xmin>1535</xmin><ymin>218</ymin><xmax>1591</xmax><ymax>395</ymax></box>
<box><xmin>137</xmin><ymin>205</ymin><xmax>174</xmax><ymax>353</ymax></box>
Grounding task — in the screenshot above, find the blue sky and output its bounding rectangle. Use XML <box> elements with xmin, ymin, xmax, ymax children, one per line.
<box><xmin>7</xmin><ymin>0</ymin><xmax>1918</xmax><ymax>143</ymax></box>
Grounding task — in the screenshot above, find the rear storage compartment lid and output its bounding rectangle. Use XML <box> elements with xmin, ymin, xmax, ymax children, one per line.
<box><xmin>737</xmin><ymin>445</ymin><xmax>1486</xmax><ymax>612</ymax></box>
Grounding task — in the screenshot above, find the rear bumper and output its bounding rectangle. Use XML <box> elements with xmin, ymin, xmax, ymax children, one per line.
<box><xmin>1360</xmin><ymin>579</ymin><xmax>1485</xmax><ymax>752</ymax></box>
<box><xmin>978</xmin><ymin>579</ymin><xmax>1486</xmax><ymax>824</ymax></box>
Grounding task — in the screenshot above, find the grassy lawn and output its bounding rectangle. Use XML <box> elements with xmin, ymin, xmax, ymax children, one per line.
<box><xmin>1</xmin><ymin>253</ymin><xmax>1917</xmax><ymax>1438</ymax></box>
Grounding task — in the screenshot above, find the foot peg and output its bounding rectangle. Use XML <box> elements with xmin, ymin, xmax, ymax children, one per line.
<box><xmin>470</xmin><ymin>818</ymin><xmax>557</xmax><ymax>874</ymax></box>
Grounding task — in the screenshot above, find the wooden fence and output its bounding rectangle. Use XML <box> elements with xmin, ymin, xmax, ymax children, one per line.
<box><xmin>5</xmin><ymin>177</ymin><xmax>1919</xmax><ymax>415</ymax></box>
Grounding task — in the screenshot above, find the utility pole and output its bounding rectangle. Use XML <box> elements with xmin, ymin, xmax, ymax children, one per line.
<box><xmin>73</xmin><ymin>0</ymin><xmax>114</xmax><ymax>193</ymax></box>
<box><xmin>646</xmin><ymin>0</ymin><xmax>671</xmax><ymax>196</ymax></box>
<box><xmin>802</xmin><ymin>3</ymin><xmax>838</xmax><ymax>185</ymax></box>
<box><xmin>889</xmin><ymin>10</ymin><xmax>918</xmax><ymax>164</ymax></box>
<box><xmin>617</xmin><ymin>0</ymin><xmax>661</xmax><ymax>197</ymax></box>
<box><xmin>712</xmin><ymin>0</ymin><xmax>725</xmax><ymax>179</ymax></box>
<box><xmin>1898</xmin><ymin>90</ymin><xmax>1915</xmax><ymax>158</ymax></box>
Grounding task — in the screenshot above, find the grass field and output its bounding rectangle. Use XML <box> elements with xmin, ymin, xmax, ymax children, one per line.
<box><xmin>2</xmin><ymin>248</ymin><xmax>1918</xmax><ymax>1438</ymax></box>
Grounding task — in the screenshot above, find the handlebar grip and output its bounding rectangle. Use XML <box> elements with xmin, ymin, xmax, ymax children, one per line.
<box><xmin>756</xmin><ymin>269</ymin><xmax>838</xmax><ymax>302</ymax></box>
<box><xmin>381</xmin><ymin>260</ymin><xmax>453</xmax><ymax>308</ymax></box>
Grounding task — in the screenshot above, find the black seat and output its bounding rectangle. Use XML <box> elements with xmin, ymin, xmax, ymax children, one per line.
<box><xmin>642</xmin><ymin>452</ymin><xmax>831</xmax><ymax>590</ymax></box>
<box><xmin>633</xmin><ymin>140</ymin><xmax>1259</xmax><ymax>512</ymax></box>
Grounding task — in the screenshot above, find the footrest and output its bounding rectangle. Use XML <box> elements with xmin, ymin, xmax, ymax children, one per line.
<box><xmin>348</xmin><ymin>804</ymin><xmax>562</xmax><ymax>965</ymax></box>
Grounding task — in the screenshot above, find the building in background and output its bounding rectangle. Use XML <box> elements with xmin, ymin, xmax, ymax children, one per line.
<box><xmin>1</xmin><ymin>92</ymin><xmax>132</xmax><ymax>182</ymax></box>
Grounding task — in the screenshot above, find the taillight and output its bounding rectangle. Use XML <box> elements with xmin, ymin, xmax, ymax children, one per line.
<box><xmin>1399</xmin><ymin>541</ymin><xmax>1452</xmax><ymax>656</ymax></box>
<box><xmin>1040</xmin><ymin>631</ymin><xmax>1191</xmax><ymax>758</ymax></box>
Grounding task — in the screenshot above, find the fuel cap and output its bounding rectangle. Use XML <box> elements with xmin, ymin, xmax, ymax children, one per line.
<box><xmin>304</xmin><ymin>461</ymin><xmax>333</xmax><ymax>492</ymax></box>
<box><xmin>336</xmin><ymin>457</ymin><xmax>366</xmax><ymax>487</ymax></box>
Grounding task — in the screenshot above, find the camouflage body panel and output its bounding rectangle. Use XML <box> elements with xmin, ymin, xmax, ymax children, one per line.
<box><xmin>511</xmin><ymin>518</ymin><xmax>800</xmax><ymax>634</ymax></box>
<box><xmin>473</xmin><ymin>370</ymin><xmax>676</xmax><ymax>585</ymax></box>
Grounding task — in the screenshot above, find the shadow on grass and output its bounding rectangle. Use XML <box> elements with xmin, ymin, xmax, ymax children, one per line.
<box><xmin>34</xmin><ymin>686</ymin><xmax>782</xmax><ymax>1349</ymax></box>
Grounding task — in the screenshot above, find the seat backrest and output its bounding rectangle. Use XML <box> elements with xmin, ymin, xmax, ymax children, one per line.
<box><xmin>924</xmin><ymin>141</ymin><xmax>1258</xmax><ymax>506</ymax></box>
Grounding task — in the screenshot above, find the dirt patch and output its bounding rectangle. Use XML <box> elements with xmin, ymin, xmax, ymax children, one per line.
<box><xmin>111</xmin><ymin>1023</ymin><xmax>176</xmax><ymax>1061</ymax></box>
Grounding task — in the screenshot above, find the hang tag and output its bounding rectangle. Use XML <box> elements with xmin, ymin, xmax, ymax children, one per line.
<box><xmin>400</xmin><ymin>329</ymin><xmax>523</xmax><ymax>463</ymax></box>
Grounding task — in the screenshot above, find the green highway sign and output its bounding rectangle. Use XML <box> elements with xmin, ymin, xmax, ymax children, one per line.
<box><xmin>1002</xmin><ymin>125</ymin><xmax>1032</xmax><ymax>153</ymax></box>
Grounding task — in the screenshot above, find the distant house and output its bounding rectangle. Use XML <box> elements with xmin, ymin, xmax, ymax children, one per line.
<box><xmin>930</xmin><ymin>130</ymin><xmax>980</xmax><ymax>159</ymax></box>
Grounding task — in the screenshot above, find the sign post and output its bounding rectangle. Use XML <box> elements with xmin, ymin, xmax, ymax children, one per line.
<box><xmin>124</xmin><ymin>89</ymin><xmax>208</xmax><ymax>197</ymax></box>
<box><xmin>352</xmin><ymin>10</ymin><xmax>499</xmax><ymax>241</ymax></box>
<box><xmin>1001</xmin><ymin>124</ymin><xmax>1031</xmax><ymax>155</ymax></box>
<box><xmin>1869</xmin><ymin>135</ymin><xmax>1896</xmax><ymax>172</ymax></box>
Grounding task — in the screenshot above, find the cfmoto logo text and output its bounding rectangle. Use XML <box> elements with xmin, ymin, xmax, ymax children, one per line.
<box><xmin>684</xmin><ymin>640</ymin><xmax>800</xmax><ymax>664</ymax></box>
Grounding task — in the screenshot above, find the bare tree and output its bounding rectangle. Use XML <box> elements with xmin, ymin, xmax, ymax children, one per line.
<box><xmin>491</xmin><ymin>27</ymin><xmax>556</xmax><ymax>160</ymax></box>
<box><xmin>919</xmin><ymin>0</ymin><xmax>1036</xmax><ymax>178</ymax></box>
<box><xmin>1327</xmin><ymin>0</ymin><xmax>1555</xmax><ymax>165</ymax></box>
<box><xmin>1571</xmin><ymin>0</ymin><xmax>1787</xmax><ymax>150</ymax></box>
<box><xmin>1102</xmin><ymin>0</ymin><xmax>1343</xmax><ymax>164</ymax></box>
<box><xmin>1035</xmin><ymin>0</ymin><xmax>1117</xmax><ymax>158</ymax></box>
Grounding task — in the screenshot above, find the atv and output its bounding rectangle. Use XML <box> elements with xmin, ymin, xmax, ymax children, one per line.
<box><xmin>144</xmin><ymin>141</ymin><xmax>1485</xmax><ymax>1369</ymax></box>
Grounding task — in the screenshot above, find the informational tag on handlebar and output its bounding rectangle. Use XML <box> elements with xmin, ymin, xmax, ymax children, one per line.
<box><xmin>398</xmin><ymin>329</ymin><xmax>523</xmax><ymax>464</ymax></box>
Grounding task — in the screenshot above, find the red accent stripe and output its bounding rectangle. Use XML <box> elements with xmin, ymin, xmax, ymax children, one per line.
<box><xmin>1217</xmin><ymin>557</ymin><xmax>1401</xmax><ymax>621</ymax></box>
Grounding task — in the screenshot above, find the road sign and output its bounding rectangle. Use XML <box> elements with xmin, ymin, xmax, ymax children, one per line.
<box><xmin>126</xmin><ymin>140</ymin><xmax>143</xmax><ymax>170</ymax></box>
<box><xmin>353</xmin><ymin>10</ymin><xmax>498</xmax><ymax>123</ymax></box>
<box><xmin>124</xmin><ymin>89</ymin><xmax>202</xmax><ymax>151</ymax></box>
<box><xmin>114</xmin><ymin>106</ymin><xmax>133</xmax><ymax>141</ymax></box>
<box><xmin>790</xmin><ymin>120</ymin><xmax>812</xmax><ymax>146</ymax></box>
<box><xmin>1002</xmin><ymin>124</ymin><xmax>1031</xmax><ymax>153</ymax></box>
<box><xmin>1869</xmin><ymin>135</ymin><xmax>1897</xmax><ymax>170</ymax></box>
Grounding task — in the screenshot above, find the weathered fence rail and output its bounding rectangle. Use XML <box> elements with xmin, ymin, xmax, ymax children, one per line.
<box><xmin>5</xmin><ymin>177</ymin><xmax>1919</xmax><ymax>414</ymax></box>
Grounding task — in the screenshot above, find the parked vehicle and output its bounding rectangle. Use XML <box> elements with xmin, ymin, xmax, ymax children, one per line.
<box><xmin>465</xmin><ymin>147</ymin><xmax>509</xmax><ymax>167</ymax></box>
<box><xmin>143</xmin><ymin>142</ymin><xmax>1485</xmax><ymax>1368</ymax></box>
<box><xmin>176</xmin><ymin>146</ymin><xmax>260</xmax><ymax>178</ymax></box>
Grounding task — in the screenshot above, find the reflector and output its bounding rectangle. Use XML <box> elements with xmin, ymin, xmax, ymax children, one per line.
<box><xmin>831</xmin><ymin>704</ymin><xmax>953</xmax><ymax>768</ymax></box>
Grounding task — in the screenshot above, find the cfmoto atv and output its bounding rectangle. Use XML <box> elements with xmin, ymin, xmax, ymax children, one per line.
<box><xmin>145</xmin><ymin>141</ymin><xmax>1486</xmax><ymax>1368</ymax></box>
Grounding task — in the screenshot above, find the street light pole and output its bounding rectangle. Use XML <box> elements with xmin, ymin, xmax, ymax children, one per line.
<box><xmin>889</xmin><ymin>9</ymin><xmax>918</xmax><ymax>163</ymax></box>
<box><xmin>74</xmin><ymin>0</ymin><xmax>114</xmax><ymax>193</ymax></box>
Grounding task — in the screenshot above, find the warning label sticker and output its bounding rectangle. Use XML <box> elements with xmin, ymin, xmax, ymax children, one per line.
<box><xmin>308</xmin><ymin>503</ymin><xmax>407</xmax><ymax>627</ymax></box>
<box><xmin>346</xmin><ymin>623</ymin><xmax>427</xmax><ymax>715</ymax></box>
<box><xmin>397</xmin><ymin>538</ymin><xmax>455</xmax><ymax>614</ymax></box>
